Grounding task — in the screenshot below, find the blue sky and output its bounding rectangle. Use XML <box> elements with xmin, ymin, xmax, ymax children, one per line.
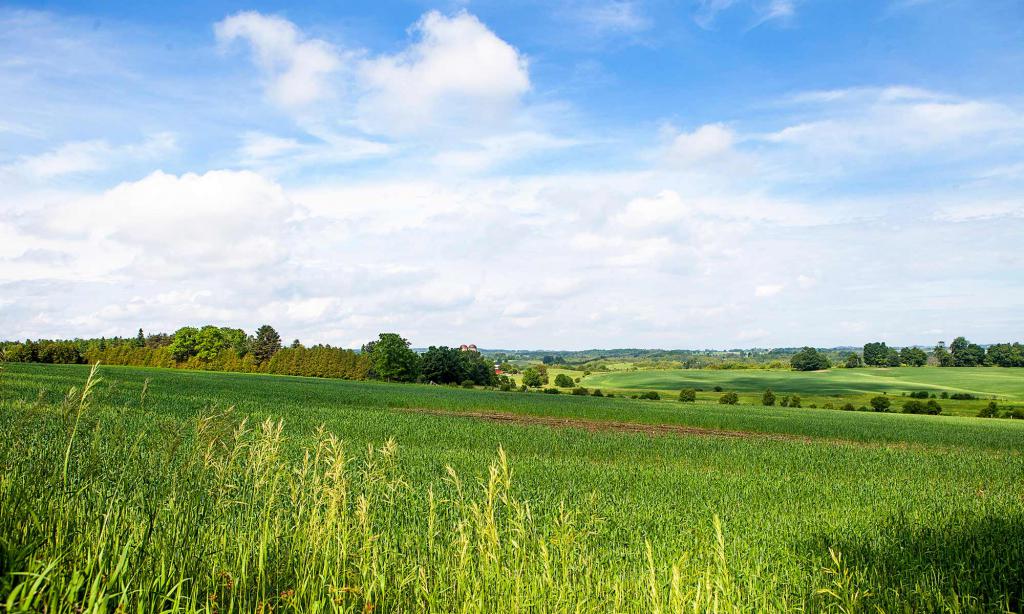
<box><xmin>1</xmin><ymin>0</ymin><xmax>1023</xmax><ymax>349</ymax></box>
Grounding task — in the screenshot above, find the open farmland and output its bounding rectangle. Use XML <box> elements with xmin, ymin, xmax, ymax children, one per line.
<box><xmin>2</xmin><ymin>363</ymin><xmax>1023</xmax><ymax>612</ymax></box>
<box><xmin>583</xmin><ymin>366</ymin><xmax>1024</xmax><ymax>415</ymax></box>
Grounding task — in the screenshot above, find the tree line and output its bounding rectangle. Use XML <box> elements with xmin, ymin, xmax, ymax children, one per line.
<box><xmin>858</xmin><ymin>338</ymin><xmax>1024</xmax><ymax>368</ymax></box>
<box><xmin>0</xmin><ymin>327</ymin><xmax>500</xmax><ymax>386</ymax></box>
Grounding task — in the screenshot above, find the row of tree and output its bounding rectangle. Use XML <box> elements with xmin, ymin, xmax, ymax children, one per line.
<box><xmin>860</xmin><ymin>338</ymin><xmax>1023</xmax><ymax>368</ymax></box>
<box><xmin>0</xmin><ymin>327</ymin><xmax>498</xmax><ymax>385</ymax></box>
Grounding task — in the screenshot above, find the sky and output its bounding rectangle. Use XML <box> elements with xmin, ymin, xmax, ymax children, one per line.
<box><xmin>1</xmin><ymin>0</ymin><xmax>1023</xmax><ymax>350</ymax></box>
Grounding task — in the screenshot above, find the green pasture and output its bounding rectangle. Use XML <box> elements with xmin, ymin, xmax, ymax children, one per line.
<box><xmin>583</xmin><ymin>366</ymin><xmax>1024</xmax><ymax>415</ymax></box>
<box><xmin>1</xmin><ymin>363</ymin><xmax>1023</xmax><ymax>612</ymax></box>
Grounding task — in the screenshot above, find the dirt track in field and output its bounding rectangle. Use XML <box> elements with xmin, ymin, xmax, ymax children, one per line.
<box><xmin>404</xmin><ymin>408</ymin><xmax>811</xmax><ymax>443</ymax></box>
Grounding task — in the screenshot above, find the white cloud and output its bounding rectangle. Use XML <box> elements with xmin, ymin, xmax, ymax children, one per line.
<box><xmin>356</xmin><ymin>11</ymin><xmax>530</xmax><ymax>135</ymax></box>
<box><xmin>47</xmin><ymin>169</ymin><xmax>296</xmax><ymax>279</ymax></box>
<box><xmin>694</xmin><ymin>0</ymin><xmax>797</xmax><ymax>29</ymax></box>
<box><xmin>4</xmin><ymin>133</ymin><xmax>176</xmax><ymax>180</ymax></box>
<box><xmin>569</xmin><ymin>1</ymin><xmax>651</xmax><ymax>36</ymax></box>
<box><xmin>613</xmin><ymin>190</ymin><xmax>690</xmax><ymax>227</ymax></box>
<box><xmin>215</xmin><ymin>11</ymin><xmax>342</xmax><ymax>108</ymax></box>
<box><xmin>755</xmin><ymin>284</ymin><xmax>784</xmax><ymax>297</ymax></box>
<box><xmin>764</xmin><ymin>87</ymin><xmax>1023</xmax><ymax>157</ymax></box>
<box><xmin>663</xmin><ymin>123</ymin><xmax>736</xmax><ymax>165</ymax></box>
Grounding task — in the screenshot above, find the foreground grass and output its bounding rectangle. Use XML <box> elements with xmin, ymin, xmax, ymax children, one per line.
<box><xmin>1</xmin><ymin>364</ymin><xmax>1023</xmax><ymax>612</ymax></box>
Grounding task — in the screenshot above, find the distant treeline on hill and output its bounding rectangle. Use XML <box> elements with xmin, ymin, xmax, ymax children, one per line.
<box><xmin>3</xmin><ymin>328</ymin><xmax>1022</xmax><ymax>379</ymax></box>
<box><xmin>488</xmin><ymin>338</ymin><xmax>1024</xmax><ymax>371</ymax></box>
<box><xmin>0</xmin><ymin>326</ymin><xmax>502</xmax><ymax>386</ymax></box>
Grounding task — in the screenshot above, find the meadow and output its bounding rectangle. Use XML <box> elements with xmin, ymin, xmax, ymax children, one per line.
<box><xmin>2</xmin><ymin>362</ymin><xmax>1023</xmax><ymax>612</ymax></box>
<box><xmin>582</xmin><ymin>366</ymin><xmax>1024</xmax><ymax>415</ymax></box>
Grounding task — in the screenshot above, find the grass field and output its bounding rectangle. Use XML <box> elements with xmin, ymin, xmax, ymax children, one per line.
<box><xmin>2</xmin><ymin>363</ymin><xmax>1023</xmax><ymax>612</ymax></box>
<box><xmin>583</xmin><ymin>366</ymin><xmax>1024</xmax><ymax>415</ymax></box>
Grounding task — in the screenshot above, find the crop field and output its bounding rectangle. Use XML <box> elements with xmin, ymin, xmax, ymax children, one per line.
<box><xmin>2</xmin><ymin>362</ymin><xmax>1024</xmax><ymax>612</ymax></box>
<box><xmin>583</xmin><ymin>367</ymin><xmax>1024</xmax><ymax>415</ymax></box>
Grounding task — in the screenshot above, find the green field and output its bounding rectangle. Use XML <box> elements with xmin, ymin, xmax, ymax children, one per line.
<box><xmin>2</xmin><ymin>363</ymin><xmax>1023</xmax><ymax>612</ymax></box>
<box><xmin>583</xmin><ymin>366</ymin><xmax>1024</xmax><ymax>415</ymax></box>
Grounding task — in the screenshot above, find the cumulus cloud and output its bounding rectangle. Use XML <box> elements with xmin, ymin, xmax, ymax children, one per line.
<box><xmin>663</xmin><ymin>123</ymin><xmax>736</xmax><ymax>165</ymax></box>
<box><xmin>46</xmin><ymin>169</ymin><xmax>296</xmax><ymax>279</ymax></box>
<box><xmin>356</xmin><ymin>11</ymin><xmax>530</xmax><ymax>135</ymax></box>
<box><xmin>215</xmin><ymin>11</ymin><xmax>342</xmax><ymax>108</ymax></box>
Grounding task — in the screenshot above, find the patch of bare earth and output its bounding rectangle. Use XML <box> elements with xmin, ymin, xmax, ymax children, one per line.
<box><xmin>404</xmin><ymin>408</ymin><xmax>809</xmax><ymax>443</ymax></box>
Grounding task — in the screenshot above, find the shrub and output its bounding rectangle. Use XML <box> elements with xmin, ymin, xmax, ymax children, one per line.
<box><xmin>789</xmin><ymin>395</ymin><xmax>802</xmax><ymax>408</ymax></box>
<box><xmin>908</xmin><ymin>391</ymin><xmax>930</xmax><ymax>399</ymax></box>
<box><xmin>554</xmin><ymin>374</ymin><xmax>575</xmax><ymax>388</ymax></box>
<box><xmin>461</xmin><ymin>380</ymin><xmax>475</xmax><ymax>389</ymax></box>
<box><xmin>823</xmin><ymin>402</ymin><xmax>834</xmax><ymax>410</ymax></box>
<box><xmin>719</xmin><ymin>392</ymin><xmax>739</xmax><ymax>405</ymax></box>
<box><xmin>591</xmin><ymin>389</ymin><xmax>604</xmax><ymax>397</ymax></box>
<box><xmin>841</xmin><ymin>403</ymin><xmax>856</xmax><ymax>411</ymax></box>
<box><xmin>638</xmin><ymin>391</ymin><xmax>660</xmax><ymax>400</ymax></box>
<box><xmin>779</xmin><ymin>396</ymin><xmax>790</xmax><ymax>407</ymax></box>
<box><xmin>940</xmin><ymin>391</ymin><xmax>949</xmax><ymax>399</ymax></box>
<box><xmin>925</xmin><ymin>399</ymin><xmax>942</xmax><ymax>415</ymax></box>
<box><xmin>790</xmin><ymin>347</ymin><xmax>831</xmax><ymax>371</ymax></box>
<box><xmin>1006</xmin><ymin>407</ymin><xmax>1024</xmax><ymax>419</ymax></box>
<box><xmin>571</xmin><ymin>387</ymin><xmax>589</xmax><ymax>396</ymax></box>
<box><xmin>678</xmin><ymin>388</ymin><xmax>697</xmax><ymax>402</ymax></box>
<box><xmin>978</xmin><ymin>401</ymin><xmax>999</xmax><ymax>418</ymax></box>
<box><xmin>543</xmin><ymin>388</ymin><xmax>560</xmax><ymax>394</ymax></box>
<box><xmin>902</xmin><ymin>400</ymin><xmax>927</xmax><ymax>414</ymax></box>
<box><xmin>522</xmin><ymin>369</ymin><xmax>544</xmax><ymax>388</ymax></box>
<box><xmin>713</xmin><ymin>385</ymin><xmax>723</xmax><ymax>392</ymax></box>
<box><xmin>950</xmin><ymin>393</ymin><xmax>977</xmax><ymax>401</ymax></box>
<box><xmin>870</xmin><ymin>396</ymin><xmax>892</xmax><ymax>412</ymax></box>
<box><xmin>761</xmin><ymin>389</ymin><xmax>776</xmax><ymax>406</ymax></box>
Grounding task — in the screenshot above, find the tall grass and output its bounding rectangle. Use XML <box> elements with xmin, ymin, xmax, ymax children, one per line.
<box><xmin>1</xmin><ymin>366</ymin><xmax>1022</xmax><ymax>612</ymax></box>
<box><xmin>0</xmin><ymin>400</ymin><xmax>750</xmax><ymax>612</ymax></box>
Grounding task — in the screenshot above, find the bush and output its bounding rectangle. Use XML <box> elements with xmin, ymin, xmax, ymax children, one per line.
<box><xmin>940</xmin><ymin>391</ymin><xmax>949</xmax><ymax>399</ymax></box>
<box><xmin>542</xmin><ymin>388</ymin><xmax>560</xmax><ymax>394</ymax></box>
<box><xmin>461</xmin><ymin>380</ymin><xmax>475</xmax><ymax>389</ymax></box>
<box><xmin>638</xmin><ymin>391</ymin><xmax>660</xmax><ymax>400</ymax></box>
<box><xmin>779</xmin><ymin>396</ymin><xmax>790</xmax><ymax>407</ymax></box>
<box><xmin>870</xmin><ymin>396</ymin><xmax>892</xmax><ymax>412</ymax></box>
<box><xmin>719</xmin><ymin>392</ymin><xmax>739</xmax><ymax>405</ymax></box>
<box><xmin>1006</xmin><ymin>407</ymin><xmax>1024</xmax><ymax>419</ymax></box>
<box><xmin>713</xmin><ymin>385</ymin><xmax>723</xmax><ymax>392</ymax></box>
<box><xmin>678</xmin><ymin>388</ymin><xmax>697</xmax><ymax>402</ymax></box>
<box><xmin>978</xmin><ymin>401</ymin><xmax>999</xmax><ymax>418</ymax></box>
<box><xmin>841</xmin><ymin>403</ymin><xmax>856</xmax><ymax>411</ymax></box>
<box><xmin>554</xmin><ymin>374</ymin><xmax>575</xmax><ymax>388</ymax></box>
<box><xmin>925</xmin><ymin>399</ymin><xmax>942</xmax><ymax>415</ymax></box>
<box><xmin>908</xmin><ymin>391</ymin><xmax>930</xmax><ymax>399</ymax></box>
<box><xmin>790</xmin><ymin>347</ymin><xmax>831</xmax><ymax>371</ymax></box>
<box><xmin>761</xmin><ymin>389</ymin><xmax>776</xmax><ymax>406</ymax></box>
<box><xmin>823</xmin><ymin>402</ymin><xmax>834</xmax><ymax>410</ymax></box>
<box><xmin>789</xmin><ymin>395</ymin><xmax>802</xmax><ymax>408</ymax></box>
<box><xmin>571</xmin><ymin>387</ymin><xmax>589</xmax><ymax>396</ymax></box>
<box><xmin>902</xmin><ymin>400</ymin><xmax>927</xmax><ymax>414</ymax></box>
<box><xmin>950</xmin><ymin>393</ymin><xmax>977</xmax><ymax>401</ymax></box>
<box><xmin>591</xmin><ymin>389</ymin><xmax>604</xmax><ymax>397</ymax></box>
